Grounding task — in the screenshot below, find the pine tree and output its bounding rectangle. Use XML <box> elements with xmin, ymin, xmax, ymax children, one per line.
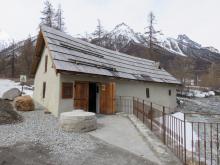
<box><xmin>145</xmin><ymin>12</ymin><xmax>161</xmax><ymax>61</ymax></box>
<box><xmin>41</xmin><ymin>0</ymin><xmax>55</xmax><ymax>27</ymax></box>
<box><xmin>54</xmin><ymin>4</ymin><xmax>65</xmax><ymax>31</ymax></box>
<box><xmin>92</xmin><ymin>19</ymin><xmax>106</xmax><ymax>46</ymax></box>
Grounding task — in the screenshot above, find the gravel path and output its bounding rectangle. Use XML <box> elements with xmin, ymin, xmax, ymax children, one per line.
<box><xmin>0</xmin><ymin>110</ymin><xmax>97</xmax><ymax>164</ymax></box>
<box><xmin>0</xmin><ymin>110</ymin><xmax>157</xmax><ymax>165</ymax></box>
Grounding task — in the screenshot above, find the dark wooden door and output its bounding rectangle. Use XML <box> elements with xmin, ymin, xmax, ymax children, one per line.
<box><xmin>74</xmin><ymin>82</ymin><xmax>89</xmax><ymax>111</ymax></box>
<box><xmin>100</xmin><ymin>82</ymin><xmax>116</xmax><ymax>114</ymax></box>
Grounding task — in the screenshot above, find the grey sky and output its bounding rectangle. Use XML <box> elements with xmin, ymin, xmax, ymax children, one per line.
<box><xmin>0</xmin><ymin>0</ymin><xmax>219</xmax><ymax>50</ymax></box>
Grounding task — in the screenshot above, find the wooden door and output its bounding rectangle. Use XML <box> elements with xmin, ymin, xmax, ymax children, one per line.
<box><xmin>74</xmin><ymin>82</ymin><xmax>89</xmax><ymax>111</ymax></box>
<box><xmin>100</xmin><ymin>82</ymin><xmax>116</xmax><ymax>114</ymax></box>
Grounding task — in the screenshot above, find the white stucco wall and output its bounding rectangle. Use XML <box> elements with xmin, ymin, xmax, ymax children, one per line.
<box><xmin>33</xmin><ymin>47</ymin><xmax>61</xmax><ymax>117</ymax></box>
<box><xmin>59</xmin><ymin>74</ymin><xmax>177</xmax><ymax>115</ymax></box>
<box><xmin>33</xmin><ymin>50</ymin><xmax>178</xmax><ymax>117</ymax></box>
<box><xmin>115</xmin><ymin>80</ymin><xmax>177</xmax><ymax>112</ymax></box>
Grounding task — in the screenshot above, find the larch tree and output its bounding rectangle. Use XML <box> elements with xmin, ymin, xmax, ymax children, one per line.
<box><xmin>54</xmin><ymin>4</ymin><xmax>66</xmax><ymax>31</ymax></box>
<box><xmin>92</xmin><ymin>19</ymin><xmax>106</xmax><ymax>46</ymax></box>
<box><xmin>145</xmin><ymin>12</ymin><xmax>161</xmax><ymax>61</ymax></box>
<box><xmin>41</xmin><ymin>0</ymin><xmax>55</xmax><ymax>27</ymax></box>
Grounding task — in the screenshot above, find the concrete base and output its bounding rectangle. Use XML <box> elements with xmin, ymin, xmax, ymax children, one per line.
<box><xmin>59</xmin><ymin>110</ymin><xmax>97</xmax><ymax>133</ymax></box>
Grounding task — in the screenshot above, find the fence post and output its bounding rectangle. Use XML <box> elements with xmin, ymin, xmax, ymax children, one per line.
<box><xmin>162</xmin><ymin>106</ymin><xmax>166</xmax><ymax>144</ymax></box>
<box><xmin>133</xmin><ymin>97</ymin><xmax>135</xmax><ymax>115</ymax></box>
<box><xmin>119</xmin><ymin>96</ymin><xmax>122</xmax><ymax>112</ymax></box>
<box><xmin>143</xmin><ymin>100</ymin><xmax>145</xmax><ymax>123</ymax></box>
<box><xmin>150</xmin><ymin>102</ymin><xmax>153</xmax><ymax>131</ymax></box>
<box><xmin>137</xmin><ymin>98</ymin><xmax>139</xmax><ymax>118</ymax></box>
<box><xmin>184</xmin><ymin>113</ymin><xmax>187</xmax><ymax>164</ymax></box>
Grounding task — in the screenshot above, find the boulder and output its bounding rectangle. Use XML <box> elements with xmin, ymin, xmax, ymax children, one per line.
<box><xmin>0</xmin><ymin>99</ymin><xmax>22</xmax><ymax>124</ymax></box>
<box><xmin>59</xmin><ymin>110</ymin><xmax>97</xmax><ymax>133</ymax></box>
<box><xmin>2</xmin><ymin>88</ymin><xmax>21</xmax><ymax>101</ymax></box>
<box><xmin>14</xmin><ymin>95</ymin><xmax>35</xmax><ymax>111</ymax></box>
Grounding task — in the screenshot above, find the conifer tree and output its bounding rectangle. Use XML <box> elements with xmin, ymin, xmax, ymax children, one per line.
<box><xmin>54</xmin><ymin>4</ymin><xmax>65</xmax><ymax>31</ymax></box>
<box><xmin>41</xmin><ymin>0</ymin><xmax>55</xmax><ymax>27</ymax></box>
<box><xmin>92</xmin><ymin>19</ymin><xmax>106</xmax><ymax>46</ymax></box>
<box><xmin>145</xmin><ymin>12</ymin><xmax>161</xmax><ymax>61</ymax></box>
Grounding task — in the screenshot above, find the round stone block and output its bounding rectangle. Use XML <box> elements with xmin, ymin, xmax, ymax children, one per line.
<box><xmin>59</xmin><ymin>110</ymin><xmax>97</xmax><ymax>133</ymax></box>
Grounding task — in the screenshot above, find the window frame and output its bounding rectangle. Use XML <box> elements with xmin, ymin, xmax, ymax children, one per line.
<box><xmin>169</xmin><ymin>89</ymin><xmax>172</xmax><ymax>96</ymax></box>
<box><xmin>43</xmin><ymin>82</ymin><xmax>46</xmax><ymax>98</ymax></box>
<box><xmin>62</xmin><ymin>82</ymin><xmax>73</xmax><ymax>99</ymax></box>
<box><xmin>45</xmin><ymin>55</ymin><xmax>48</xmax><ymax>73</ymax></box>
<box><xmin>146</xmin><ymin>88</ymin><xmax>150</xmax><ymax>98</ymax></box>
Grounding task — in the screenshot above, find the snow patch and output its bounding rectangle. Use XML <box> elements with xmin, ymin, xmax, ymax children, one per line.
<box><xmin>172</xmin><ymin>112</ymin><xmax>198</xmax><ymax>151</ymax></box>
<box><xmin>0</xmin><ymin>79</ymin><xmax>33</xmax><ymax>97</ymax></box>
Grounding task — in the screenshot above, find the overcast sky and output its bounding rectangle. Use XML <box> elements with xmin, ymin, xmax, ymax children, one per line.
<box><xmin>0</xmin><ymin>0</ymin><xmax>220</xmax><ymax>50</ymax></box>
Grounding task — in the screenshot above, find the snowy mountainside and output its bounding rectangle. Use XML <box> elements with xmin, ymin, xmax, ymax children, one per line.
<box><xmin>0</xmin><ymin>29</ymin><xmax>11</xmax><ymax>51</ymax></box>
<box><xmin>96</xmin><ymin>23</ymin><xmax>220</xmax><ymax>61</ymax></box>
<box><xmin>106</xmin><ymin>23</ymin><xmax>145</xmax><ymax>44</ymax></box>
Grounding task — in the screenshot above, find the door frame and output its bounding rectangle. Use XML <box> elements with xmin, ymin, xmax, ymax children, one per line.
<box><xmin>74</xmin><ymin>81</ymin><xmax>115</xmax><ymax>114</ymax></box>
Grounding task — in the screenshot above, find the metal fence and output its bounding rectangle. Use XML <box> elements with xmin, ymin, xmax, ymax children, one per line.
<box><xmin>116</xmin><ymin>96</ymin><xmax>220</xmax><ymax>165</ymax></box>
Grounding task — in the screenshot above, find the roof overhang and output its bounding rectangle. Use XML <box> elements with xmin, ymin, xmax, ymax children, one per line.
<box><xmin>31</xmin><ymin>29</ymin><xmax>45</xmax><ymax>75</ymax></box>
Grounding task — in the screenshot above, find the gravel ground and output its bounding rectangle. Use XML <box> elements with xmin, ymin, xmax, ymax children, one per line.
<box><xmin>0</xmin><ymin>109</ymin><xmax>156</xmax><ymax>165</ymax></box>
<box><xmin>0</xmin><ymin>109</ymin><xmax>97</xmax><ymax>164</ymax></box>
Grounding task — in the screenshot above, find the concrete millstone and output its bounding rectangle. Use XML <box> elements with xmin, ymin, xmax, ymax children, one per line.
<box><xmin>59</xmin><ymin>110</ymin><xmax>97</xmax><ymax>133</ymax></box>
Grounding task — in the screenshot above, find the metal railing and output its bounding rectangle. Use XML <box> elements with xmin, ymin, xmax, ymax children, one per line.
<box><xmin>116</xmin><ymin>96</ymin><xmax>220</xmax><ymax>165</ymax></box>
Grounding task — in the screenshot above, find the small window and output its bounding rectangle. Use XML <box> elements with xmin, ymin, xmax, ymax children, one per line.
<box><xmin>45</xmin><ymin>55</ymin><xmax>48</xmax><ymax>72</ymax></box>
<box><xmin>146</xmin><ymin>88</ymin><xmax>150</xmax><ymax>98</ymax></box>
<box><xmin>62</xmin><ymin>83</ymin><xmax>73</xmax><ymax>99</ymax></box>
<box><xmin>169</xmin><ymin>89</ymin><xmax>171</xmax><ymax>96</ymax></box>
<box><xmin>43</xmin><ymin>82</ymin><xmax>46</xmax><ymax>98</ymax></box>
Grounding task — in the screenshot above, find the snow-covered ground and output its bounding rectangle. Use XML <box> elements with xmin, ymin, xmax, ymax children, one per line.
<box><xmin>156</xmin><ymin>111</ymin><xmax>197</xmax><ymax>151</ymax></box>
<box><xmin>172</xmin><ymin>112</ymin><xmax>198</xmax><ymax>151</ymax></box>
<box><xmin>0</xmin><ymin>79</ymin><xmax>33</xmax><ymax>97</ymax></box>
<box><xmin>182</xmin><ymin>90</ymin><xmax>215</xmax><ymax>98</ymax></box>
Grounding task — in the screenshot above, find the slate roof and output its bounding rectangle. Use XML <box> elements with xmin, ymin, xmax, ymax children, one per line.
<box><xmin>33</xmin><ymin>25</ymin><xmax>180</xmax><ymax>85</ymax></box>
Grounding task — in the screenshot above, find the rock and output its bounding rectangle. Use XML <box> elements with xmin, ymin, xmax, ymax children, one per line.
<box><xmin>14</xmin><ymin>95</ymin><xmax>35</xmax><ymax>111</ymax></box>
<box><xmin>0</xmin><ymin>99</ymin><xmax>22</xmax><ymax>124</ymax></box>
<box><xmin>59</xmin><ymin>110</ymin><xmax>97</xmax><ymax>133</ymax></box>
<box><xmin>2</xmin><ymin>88</ymin><xmax>21</xmax><ymax>101</ymax></box>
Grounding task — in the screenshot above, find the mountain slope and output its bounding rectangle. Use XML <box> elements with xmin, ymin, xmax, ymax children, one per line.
<box><xmin>95</xmin><ymin>23</ymin><xmax>220</xmax><ymax>62</ymax></box>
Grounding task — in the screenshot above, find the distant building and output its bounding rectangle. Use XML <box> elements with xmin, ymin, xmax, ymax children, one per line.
<box><xmin>32</xmin><ymin>26</ymin><xmax>181</xmax><ymax>117</ymax></box>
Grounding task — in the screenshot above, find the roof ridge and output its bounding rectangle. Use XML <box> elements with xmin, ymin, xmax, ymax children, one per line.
<box><xmin>40</xmin><ymin>25</ymin><xmax>155</xmax><ymax>64</ymax></box>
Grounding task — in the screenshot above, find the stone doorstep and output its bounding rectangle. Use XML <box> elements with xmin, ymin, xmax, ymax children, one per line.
<box><xmin>127</xmin><ymin>114</ymin><xmax>182</xmax><ymax>165</ymax></box>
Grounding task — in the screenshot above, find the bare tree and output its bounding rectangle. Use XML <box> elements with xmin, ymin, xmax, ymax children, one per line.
<box><xmin>41</xmin><ymin>0</ymin><xmax>55</xmax><ymax>27</ymax></box>
<box><xmin>19</xmin><ymin>36</ymin><xmax>35</xmax><ymax>76</ymax></box>
<box><xmin>11</xmin><ymin>40</ymin><xmax>15</xmax><ymax>78</ymax></box>
<box><xmin>170</xmin><ymin>56</ymin><xmax>195</xmax><ymax>85</ymax></box>
<box><xmin>145</xmin><ymin>12</ymin><xmax>161</xmax><ymax>61</ymax></box>
<box><xmin>54</xmin><ymin>4</ymin><xmax>65</xmax><ymax>31</ymax></box>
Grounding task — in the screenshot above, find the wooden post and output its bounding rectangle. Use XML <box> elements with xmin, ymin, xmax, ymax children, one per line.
<box><xmin>143</xmin><ymin>100</ymin><xmax>145</xmax><ymax>123</ymax></box>
<box><xmin>150</xmin><ymin>102</ymin><xmax>153</xmax><ymax>131</ymax></box>
<box><xmin>137</xmin><ymin>98</ymin><xmax>139</xmax><ymax>118</ymax></box>
<box><xmin>133</xmin><ymin>97</ymin><xmax>135</xmax><ymax>115</ymax></box>
<box><xmin>119</xmin><ymin>96</ymin><xmax>122</xmax><ymax>112</ymax></box>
